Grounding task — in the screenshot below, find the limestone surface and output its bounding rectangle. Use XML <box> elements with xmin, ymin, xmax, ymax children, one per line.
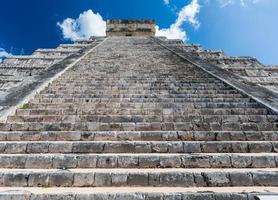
<box><xmin>0</xmin><ymin>35</ymin><xmax>277</xmax><ymax>199</ymax></box>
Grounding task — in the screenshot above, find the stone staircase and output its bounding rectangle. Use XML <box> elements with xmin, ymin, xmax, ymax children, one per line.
<box><xmin>0</xmin><ymin>36</ymin><xmax>278</xmax><ymax>199</ymax></box>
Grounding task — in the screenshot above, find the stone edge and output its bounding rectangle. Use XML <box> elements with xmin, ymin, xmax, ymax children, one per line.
<box><xmin>0</xmin><ymin>38</ymin><xmax>108</xmax><ymax>122</ymax></box>
<box><xmin>152</xmin><ymin>37</ymin><xmax>278</xmax><ymax>115</ymax></box>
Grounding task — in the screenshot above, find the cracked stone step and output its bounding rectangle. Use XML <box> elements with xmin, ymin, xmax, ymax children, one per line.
<box><xmin>0</xmin><ymin>141</ymin><xmax>277</xmax><ymax>154</ymax></box>
<box><xmin>29</xmin><ymin>97</ymin><xmax>253</xmax><ymax>104</ymax></box>
<box><xmin>0</xmin><ymin>131</ymin><xmax>276</xmax><ymax>141</ymax></box>
<box><xmin>36</xmin><ymin>94</ymin><xmax>246</xmax><ymax>99</ymax></box>
<box><xmin>0</xmin><ymin>153</ymin><xmax>277</xmax><ymax>169</ymax></box>
<box><xmin>50</xmin><ymin>78</ymin><xmax>224</xmax><ymax>82</ymax></box>
<box><xmin>39</xmin><ymin>89</ymin><xmax>242</xmax><ymax>95</ymax></box>
<box><xmin>1</xmin><ymin>122</ymin><xmax>277</xmax><ymax>131</ymax></box>
<box><xmin>14</xmin><ymin>107</ymin><xmax>269</xmax><ymax>116</ymax></box>
<box><xmin>19</xmin><ymin>102</ymin><xmax>265</xmax><ymax>110</ymax></box>
<box><xmin>7</xmin><ymin>114</ymin><xmax>277</xmax><ymax>124</ymax></box>
<box><xmin>0</xmin><ymin>168</ymin><xmax>278</xmax><ymax>187</ymax></box>
<box><xmin>0</xmin><ymin>187</ymin><xmax>276</xmax><ymax>200</ymax></box>
<box><xmin>42</xmin><ymin>84</ymin><xmax>237</xmax><ymax>90</ymax></box>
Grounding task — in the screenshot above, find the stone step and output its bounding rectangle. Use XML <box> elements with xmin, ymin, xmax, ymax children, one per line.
<box><xmin>54</xmin><ymin>74</ymin><xmax>218</xmax><ymax>77</ymax></box>
<box><xmin>43</xmin><ymin>86</ymin><xmax>234</xmax><ymax>91</ymax></box>
<box><xmin>0</xmin><ymin>168</ymin><xmax>278</xmax><ymax>187</ymax></box>
<box><xmin>8</xmin><ymin>114</ymin><xmax>277</xmax><ymax>124</ymax></box>
<box><xmin>22</xmin><ymin>102</ymin><xmax>264</xmax><ymax>109</ymax></box>
<box><xmin>0</xmin><ymin>121</ymin><xmax>276</xmax><ymax>131</ymax></box>
<box><xmin>0</xmin><ymin>153</ymin><xmax>277</xmax><ymax>169</ymax></box>
<box><xmin>50</xmin><ymin>82</ymin><xmax>226</xmax><ymax>85</ymax></box>
<box><xmin>15</xmin><ymin>108</ymin><xmax>269</xmax><ymax>116</ymax></box>
<box><xmin>40</xmin><ymin>89</ymin><xmax>241</xmax><ymax>95</ymax></box>
<box><xmin>0</xmin><ymin>187</ymin><xmax>276</xmax><ymax>200</ymax></box>
<box><xmin>45</xmin><ymin>85</ymin><xmax>235</xmax><ymax>91</ymax></box>
<box><xmin>45</xmin><ymin>83</ymin><xmax>234</xmax><ymax>88</ymax></box>
<box><xmin>29</xmin><ymin>97</ymin><xmax>253</xmax><ymax>104</ymax></box>
<box><xmin>51</xmin><ymin>78</ymin><xmax>223</xmax><ymax>82</ymax></box>
<box><xmin>36</xmin><ymin>94</ymin><xmax>245</xmax><ymax>99</ymax></box>
<box><xmin>53</xmin><ymin>72</ymin><xmax>217</xmax><ymax>75</ymax></box>
<box><xmin>0</xmin><ymin>131</ymin><xmax>276</xmax><ymax>141</ymax></box>
<box><xmin>45</xmin><ymin>85</ymin><xmax>232</xmax><ymax>91</ymax></box>
<box><xmin>0</xmin><ymin>141</ymin><xmax>276</xmax><ymax>154</ymax></box>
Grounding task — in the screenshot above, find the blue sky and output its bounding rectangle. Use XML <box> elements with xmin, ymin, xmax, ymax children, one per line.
<box><xmin>0</xmin><ymin>0</ymin><xmax>277</xmax><ymax>64</ymax></box>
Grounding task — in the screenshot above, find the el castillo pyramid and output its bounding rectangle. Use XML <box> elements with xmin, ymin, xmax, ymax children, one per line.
<box><xmin>0</xmin><ymin>20</ymin><xmax>278</xmax><ymax>199</ymax></box>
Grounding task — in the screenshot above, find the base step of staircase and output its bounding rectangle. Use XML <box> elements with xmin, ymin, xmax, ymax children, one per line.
<box><xmin>0</xmin><ymin>187</ymin><xmax>277</xmax><ymax>200</ymax></box>
<box><xmin>0</xmin><ymin>168</ymin><xmax>278</xmax><ymax>187</ymax></box>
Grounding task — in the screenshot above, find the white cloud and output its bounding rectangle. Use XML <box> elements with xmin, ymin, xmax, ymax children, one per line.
<box><xmin>217</xmin><ymin>0</ymin><xmax>261</xmax><ymax>7</ymax></box>
<box><xmin>57</xmin><ymin>9</ymin><xmax>106</xmax><ymax>41</ymax></box>
<box><xmin>163</xmin><ymin>0</ymin><xmax>170</xmax><ymax>5</ymax></box>
<box><xmin>0</xmin><ymin>48</ymin><xmax>11</xmax><ymax>62</ymax></box>
<box><xmin>156</xmin><ymin>0</ymin><xmax>200</xmax><ymax>41</ymax></box>
<box><xmin>217</xmin><ymin>0</ymin><xmax>234</xmax><ymax>7</ymax></box>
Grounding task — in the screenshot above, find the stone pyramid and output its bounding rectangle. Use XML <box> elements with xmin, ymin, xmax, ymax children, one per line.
<box><xmin>0</xmin><ymin>20</ymin><xmax>277</xmax><ymax>199</ymax></box>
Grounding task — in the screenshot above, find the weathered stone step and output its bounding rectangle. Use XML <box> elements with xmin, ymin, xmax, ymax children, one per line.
<box><xmin>45</xmin><ymin>85</ymin><xmax>235</xmax><ymax>91</ymax></box>
<box><xmin>7</xmin><ymin>114</ymin><xmax>277</xmax><ymax>124</ymax></box>
<box><xmin>0</xmin><ymin>168</ymin><xmax>278</xmax><ymax>187</ymax></box>
<box><xmin>29</xmin><ymin>97</ymin><xmax>253</xmax><ymax>104</ymax></box>
<box><xmin>0</xmin><ymin>187</ymin><xmax>275</xmax><ymax>200</ymax></box>
<box><xmin>0</xmin><ymin>153</ymin><xmax>277</xmax><ymax>169</ymax></box>
<box><xmin>15</xmin><ymin>107</ymin><xmax>268</xmax><ymax>116</ymax></box>
<box><xmin>23</xmin><ymin>102</ymin><xmax>264</xmax><ymax>109</ymax></box>
<box><xmin>52</xmin><ymin>81</ymin><xmax>225</xmax><ymax>85</ymax></box>
<box><xmin>45</xmin><ymin>84</ymin><xmax>231</xmax><ymax>90</ymax></box>
<box><xmin>53</xmin><ymin>77</ymin><xmax>223</xmax><ymax>82</ymax></box>
<box><xmin>54</xmin><ymin>73</ymin><xmax>217</xmax><ymax>77</ymax></box>
<box><xmin>0</xmin><ymin>141</ymin><xmax>276</xmax><ymax>154</ymax></box>
<box><xmin>36</xmin><ymin>94</ymin><xmax>245</xmax><ymax>99</ymax></box>
<box><xmin>0</xmin><ymin>131</ymin><xmax>276</xmax><ymax>141</ymax></box>
<box><xmin>40</xmin><ymin>86</ymin><xmax>239</xmax><ymax>95</ymax></box>
<box><xmin>44</xmin><ymin>86</ymin><xmax>234</xmax><ymax>92</ymax></box>
<box><xmin>41</xmin><ymin>87</ymin><xmax>240</xmax><ymax>91</ymax></box>
<box><xmin>1</xmin><ymin>121</ymin><xmax>276</xmax><ymax>131</ymax></box>
<box><xmin>51</xmin><ymin>73</ymin><xmax>223</xmax><ymax>77</ymax></box>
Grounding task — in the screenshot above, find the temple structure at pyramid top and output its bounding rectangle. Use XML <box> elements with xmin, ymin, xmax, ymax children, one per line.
<box><xmin>106</xmin><ymin>19</ymin><xmax>156</xmax><ymax>37</ymax></box>
<box><xmin>0</xmin><ymin>19</ymin><xmax>278</xmax><ymax>199</ymax></box>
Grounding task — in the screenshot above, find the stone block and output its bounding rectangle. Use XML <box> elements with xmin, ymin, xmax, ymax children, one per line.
<box><xmin>204</xmin><ymin>172</ymin><xmax>230</xmax><ymax>187</ymax></box>
<box><xmin>139</xmin><ymin>155</ymin><xmax>160</xmax><ymax>168</ymax></box>
<box><xmin>97</xmin><ymin>156</ymin><xmax>118</xmax><ymax>168</ymax></box>
<box><xmin>73</xmin><ymin>173</ymin><xmax>94</xmax><ymax>186</ymax></box>
<box><xmin>5</xmin><ymin>143</ymin><xmax>26</xmax><ymax>153</ymax></box>
<box><xmin>160</xmin><ymin>156</ymin><xmax>181</xmax><ymax>168</ymax></box>
<box><xmin>128</xmin><ymin>173</ymin><xmax>148</xmax><ymax>186</ymax></box>
<box><xmin>94</xmin><ymin>173</ymin><xmax>112</xmax><ymax>186</ymax></box>
<box><xmin>111</xmin><ymin>173</ymin><xmax>128</xmax><ymax>186</ymax></box>
<box><xmin>183</xmin><ymin>142</ymin><xmax>201</xmax><ymax>153</ymax></box>
<box><xmin>249</xmin><ymin>142</ymin><xmax>273</xmax><ymax>153</ymax></box>
<box><xmin>118</xmin><ymin>156</ymin><xmax>138</xmax><ymax>168</ymax></box>
<box><xmin>251</xmin><ymin>156</ymin><xmax>276</xmax><ymax>168</ymax></box>
<box><xmin>231</xmin><ymin>156</ymin><xmax>252</xmax><ymax>168</ymax></box>
<box><xmin>230</xmin><ymin>172</ymin><xmax>253</xmax><ymax>186</ymax></box>
<box><xmin>76</xmin><ymin>155</ymin><xmax>97</xmax><ymax>168</ymax></box>
<box><xmin>25</xmin><ymin>155</ymin><xmax>52</xmax><ymax>169</ymax></box>
<box><xmin>28</xmin><ymin>173</ymin><xmax>50</xmax><ymax>187</ymax></box>
<box><xmin>210</xmin><ymin>155</ymin><xmax>231</xmax><ymax>168</ymax></box>
<box><xmin>182</xmin><ymin>155</ymin><xmax>211</xmax><ymax>168</ymax></box>
<box><xmin>231</xmin><ymin>142</ymin><xmax>248</xmax><ymax>153</ymax></box>
<box><xmin>252</xmin><ymin>172</ymin><xmax>278</xmax><ymax>186</ymax></box>
<box><xmin>151</xmin><ymin>143</ymin><xmax>168</xmax><ymax>153</ymax></box>
<box><xmin>49</xmin><ymin>172</ymin><xmax>74</xmax><ymax>187</ymax></box>
<box><xmin>49</xmin><ymin>142</ymin><xmax>72</xmax><ymax>153</ymax></box>
<box><xmin>159</xmin><ymin>172</ymin><xmax>194</xmax><ymax>187</ymax></box>
<box><xmin>3</xmin><ymin>173</ymin><xmax>28</xmax><ymax>187</ymax></box>
<box><xmin>53</xmin><ymin>155</ymin><xmax>77</xmax><ymax>169</ymax></box>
